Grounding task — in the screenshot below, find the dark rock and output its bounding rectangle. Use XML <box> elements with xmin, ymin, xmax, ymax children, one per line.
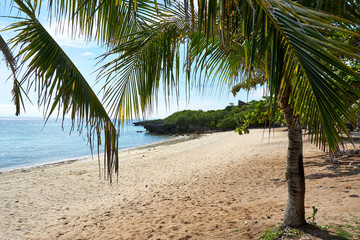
<box><xmin>134</xmin><ymin>120</ymin><xmax>171</xmax><ymax>134</ymax></box>
<box><xmin>133</xmin><ymin>120</ymin><xmax>214</xmax><ymax>135</ymax></box>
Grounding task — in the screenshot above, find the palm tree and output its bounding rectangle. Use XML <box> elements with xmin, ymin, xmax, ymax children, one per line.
<box><xmin>2</xmin><ymin>0</ymin><xmax>360</xmax><ymax>227</ymax></box>
<box><xmin>178</xmin><ymin>0</ymin><xmax>360</xmax><ymax>226</ymax></box>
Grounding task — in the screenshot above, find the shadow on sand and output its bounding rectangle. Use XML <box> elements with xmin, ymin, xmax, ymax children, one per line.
<box><xmin>304</xmin><ymin>152</ymin><xmax>360</xmax><ymax>180</ymax></box>
<box><xmin>292</xmin><ymin>223</ymin><xmax>349</xmax><ymax>240</ymax></box>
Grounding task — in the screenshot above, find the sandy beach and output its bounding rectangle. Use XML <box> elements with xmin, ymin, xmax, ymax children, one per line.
<box><xmin>0</xmin><ymin>128</ymin><xmax>359</xmax><ymax>239</ymax></box>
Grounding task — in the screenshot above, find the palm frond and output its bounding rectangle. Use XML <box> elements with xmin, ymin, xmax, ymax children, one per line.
<box><xmin>0</xmin><ymin>34</ymin><xmax>27</xmax><ymax>116</ymax></box>
<box><xmin>8</xmin><ymin>0</ymin><xmax>119</xmax><ymax>183</ymax></box>
<box><xmin>263</xmin><ymin>0</ymin><xmax>360</xmax><ymax>151</ymax></box>
<box><xmin>181</xmin><ymin>0</ymin><xmax>360</xmax><ymax>152</ymax></box>
<box><xmin>16</xmin><ymin>0</ymin><xmax>360</xmax><ymax>157</ymax></box>
<box><xmin>96</xmin><ymin>16</ymin><xmax>186</xmax><ymax>124</ymax></box>
<box><xmin>42</xmin><ymin>0</ymin><xmax>170</xmax><ymax>48</ymax></box>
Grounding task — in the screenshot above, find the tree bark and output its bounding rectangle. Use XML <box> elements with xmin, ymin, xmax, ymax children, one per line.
<box><xmin>279</xmin><ymin>92</ymin><xmax>306</xmax><ymax>227</ymax></box>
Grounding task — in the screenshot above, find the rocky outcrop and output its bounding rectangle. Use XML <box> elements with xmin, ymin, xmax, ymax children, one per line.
<box><xmin>133</xmin><ymin>120</ymin><xmax>213</xmax><ymax>135</ymax></box>
<box><xmin>134</xmin><ymin>120</ymin><xmax>173</xmax><ymax>134</ymax></box>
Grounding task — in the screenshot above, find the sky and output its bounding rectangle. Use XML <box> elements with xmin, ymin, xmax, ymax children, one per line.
<box><xmin>0</xmin><ymin>1</ymin><xmax>263</xmax><ymax>120</ymax></box>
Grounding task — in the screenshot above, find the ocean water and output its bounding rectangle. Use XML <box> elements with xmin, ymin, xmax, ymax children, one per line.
<box><xmin>0</xmin><ymin>118</ymin><xmax>170</xmax><ymax>171</ymax></box>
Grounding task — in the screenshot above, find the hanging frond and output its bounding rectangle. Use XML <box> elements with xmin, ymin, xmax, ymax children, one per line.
<box><xmin>8</xmin><ymin>0</ymin><xmax>119</xmax><ymax>183</ymax></box>
<box><xmin>43</xmin><ymin>0</ymin><xmax>171</xmax><ymax>48</ymax></box>
<box><xmin>97</xmin><ymin>18</ymin><xmax>186</xmax><ymax>124</ymax></box>
<box><xmin>261</xmin><ymin>1</ymin><xmax>360</xmax><ymax>151</ymax></box>
<box><xmin>182</xmin><ymin>0</ymin><xmax>360</xmax><ymax>152</ymax></box>
<box><xmin>0</xmin><ymin>34</ymin><xmax>27</xmax><ymax>116</ymax></box>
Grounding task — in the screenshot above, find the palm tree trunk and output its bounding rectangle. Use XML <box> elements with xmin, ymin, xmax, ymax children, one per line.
<box><xmin>279</xmin><ymin>91</ymin><xmax>306</xmax><ymax>227</ymax></box>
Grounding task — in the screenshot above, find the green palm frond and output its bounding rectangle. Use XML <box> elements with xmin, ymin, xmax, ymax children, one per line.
<box><xmin>42</xmin><ymin>0</ymin><xmax>170</xmax><ymax>47</ymax></box>
<box><xmin>97</xmin><ymin>18</ymin><xmax>186</xmax><ymax>124</ymax></box>
<box><xmin>91</xmin><ymin>0</ymin><xmax>360</xmax><ymax>152</ymax></box>
<box><xmin>178</xmin><ymin>0</ymin><xmax>360</xmax><ymax>151</ymax></box>
<box><xmin>7</xmin><ymin>0</ymin><xmax>119</xmax><ymax>183</ymax></box>
<box><xmin>0</xmin><ymin>34</ymin><xmax>27</xmax><ymax>116</ymax></box>
<box><xmin>261</xmin><ymin>0</ymin><xmax>360</xmax><ymax>151</ymax></box>
<box><xmin>297</xmin><ymin>0</ymin><xmax>360</xmax><ymax>25</ymax></box>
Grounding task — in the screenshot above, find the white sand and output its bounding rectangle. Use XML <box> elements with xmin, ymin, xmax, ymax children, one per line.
<box><xmin>0</xmin><ymin>128</ymin><xmax>359</xmax><ymax>239</ymax></box>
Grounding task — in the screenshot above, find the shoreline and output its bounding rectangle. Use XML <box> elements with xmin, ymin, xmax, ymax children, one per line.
<box><xmin>1</xmin><ymin>128</ymin><xmax>359</xmax><ymax>239</ymax></box>
<box><xmin>0</xmin><ymin>155</ymin><xmax>91</xmax><ymax>174</ymax></box>
<box><xmin>0</xmin><ymin>134</ymin><xmax>198</xmax><ymax>174</ymax></box>
<box><xmin>0</xmin><ymin>118</ymin><xmax>172</xmax><ymax>174</ymax></box>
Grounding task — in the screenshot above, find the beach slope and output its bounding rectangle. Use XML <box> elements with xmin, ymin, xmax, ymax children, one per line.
<box><xmin>0</xmin><ymin>128</ymin><xmax>359</xmax><ymax>239</ymax></box>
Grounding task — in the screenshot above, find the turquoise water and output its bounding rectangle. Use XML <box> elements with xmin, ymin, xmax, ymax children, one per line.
<box><xmin>0</xmin><ymin>118</ymin><xmax>170</xmax><ymax>171</ymax></box>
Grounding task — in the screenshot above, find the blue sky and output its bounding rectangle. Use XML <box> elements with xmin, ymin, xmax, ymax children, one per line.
<box><xmin>0</xmin><ymin>2</ymin><xmax>263</xmax><ymax>119</ymax></box>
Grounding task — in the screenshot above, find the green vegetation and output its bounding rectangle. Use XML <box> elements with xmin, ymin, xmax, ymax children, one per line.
<box><xmin>331</xmin><ymin>217</ymin><xmax>360</xmax><ymax>240</ymax></box>
<box><xmin>317</xmin><ymin>214</ymin><xmax>360</xmax><ymax>239</ymax></box>
<box><xmin>163</xmin><ymin>107</ymin><xmax>238</xmax><ymax>132</ymax></box>
<box><xmin>259</xmin><ymin>224</ymin><xmax>304</xmax><ymax>240</ymax></box>
<box><xmin>307</xmin><ymin>206</ymin><xmax>318</xmax><ymax>224</ymax></box>
<box><xmin>159</xmin><ymin>98</ymin><xmax>285</xmax><ymax>134</ymax></box>
<box><xmin>234</xmin><ymin>98</ymin><xmax>285</xmax><ymax>135</ymax></box>
<box><xmin>259</xmin><ymin>215</ymin><xmax>360</xmax><ymax>240</ymax></box>
<box><xmin>335</xmin><ymin>226</ymin><xmax>353</xmax><ymax>239</ymax></box>
<box><xmin>259</xmin><ymin>226</ymin><xmax>284</xmax><ymax>240</ymax></box>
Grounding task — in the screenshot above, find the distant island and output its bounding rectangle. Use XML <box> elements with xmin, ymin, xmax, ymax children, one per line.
<box><xmin>134</xmin><ymin>98</ymin><xmax>285</xmax><ymax>135</ymax></box>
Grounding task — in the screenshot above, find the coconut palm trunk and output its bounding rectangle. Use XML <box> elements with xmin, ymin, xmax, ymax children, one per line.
<box><xmin>279</xmin><ymin>90</ymin><xmax>306</xmax><ymax>227</ymax></box>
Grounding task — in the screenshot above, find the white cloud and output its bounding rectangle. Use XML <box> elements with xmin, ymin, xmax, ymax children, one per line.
<box><xmin>81</xmin><ymin>51</ymin><xmax>95</xmax><ymax>56</ymax></box>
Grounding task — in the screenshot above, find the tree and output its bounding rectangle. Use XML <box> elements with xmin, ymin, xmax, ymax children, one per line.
<box><xmin>176</xmin><ymin>1</ymin><xmax>360</xmax><ymax>227</ymax></box>
<box><xmin>2</xmin><ymin>0</ymin><xmax>360</xmax><ymax>228</ymax></box>
<box><xmin>235</xmin><ymin>98</ymin><xmax>285</xmax><ymax>135</ymax></box>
